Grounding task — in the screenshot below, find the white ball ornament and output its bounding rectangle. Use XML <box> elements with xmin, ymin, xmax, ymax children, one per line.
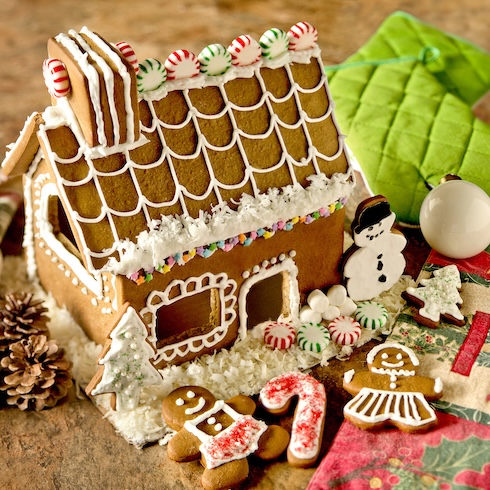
<box><xmin>420</xmin><ymin>177</ymin><xmax>490</xmax><ymax>259</ymax></box>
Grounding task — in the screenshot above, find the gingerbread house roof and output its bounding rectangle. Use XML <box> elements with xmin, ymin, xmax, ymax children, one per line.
<box><xmin>2</xmin><ymin>23</ymin><xmax>355</xmax><ymax>279</ymax></box>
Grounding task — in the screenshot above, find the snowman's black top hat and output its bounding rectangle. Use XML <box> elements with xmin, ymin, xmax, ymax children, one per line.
<box><xmin>352</xmin><ymin>195</ymin><xmax>392</xmax><ymax>234</ymax></box>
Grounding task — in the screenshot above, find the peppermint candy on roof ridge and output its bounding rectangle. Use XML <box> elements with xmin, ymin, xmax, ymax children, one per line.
<box><xmin>198</xmin><ymin>44</ymin><xmax>232</xmax><ymax>76</ymax></box>
<box><xmin>228</xmin><ymin>35</ymin><xmax>262</xmax><ymax>66</ymax></box>
<box><xmin>259</xmin><ymin>28</ymin><xmax>289</xmax><ymax>60</ymax></box>
<box><xmin>136</xmin><ymin>58</ymin><xmax>167</xmax><ymax>93</ymax></box>
<box><xmin>42</xmin><ymin>58</ymin><xmax>71</xmax><ymax>98</ymax></box>
<box><xmin>165</xmin><ymin>49</ymin><xmax>200</xmax><ymax>80</ymax></box>
<box><xmin>287</xmin><ymin>22</ymin><xmax>318</xmax><ymax>51</ymax></box>
<box><xmin>114</xmin><ymin>41</ymin><xmax>139</xmax><ymax>73</ymax></box>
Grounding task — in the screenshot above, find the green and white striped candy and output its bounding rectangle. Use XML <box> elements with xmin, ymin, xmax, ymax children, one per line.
<box><xmin>136</xmin><ymin>58</ymin><xmax>167</xmax><ymax>93</ymax></box>
<box><xmin>297</xmin><ymin>322</ymin><xmax>330</xmax><ymax>353</ymax></box>
<box><xmin>259</xmin><ymin>28</ymin><xmax>289</xmax><ymax>60</ymax></box>
<box><xmin>198</xmin><ymin>43</ymin><xmax>232</xmax><ymax>76</ymax></box>
<box><xmin>354</xmin><ymin>301</ymin><xmax>388</xmax><ymax>330</ymax></box>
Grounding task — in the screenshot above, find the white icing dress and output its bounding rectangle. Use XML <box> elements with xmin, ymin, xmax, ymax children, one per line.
<box><xmin>344</xmin><ymin>386</ymin><xmax>437</xmax><ymax>428</ymax></box>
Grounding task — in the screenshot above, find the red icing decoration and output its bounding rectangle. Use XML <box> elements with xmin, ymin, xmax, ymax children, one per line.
<box><xmin>260</xmin><ymin>372</ymin><xmax>326</xmax><ymax>462</ymax></box>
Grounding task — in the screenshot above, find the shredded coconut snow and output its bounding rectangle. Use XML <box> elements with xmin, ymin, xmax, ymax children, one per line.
<box><xmin>0</xmin><ymin>247</ymin><xmax>411</xmax><ymax>448</ymax></box>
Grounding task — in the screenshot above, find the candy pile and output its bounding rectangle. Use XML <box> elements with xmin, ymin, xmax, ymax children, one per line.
<box><xmin>263</xmin><ymin>284</ymin><xmax>389</xmax><ymax>357</ymax></box>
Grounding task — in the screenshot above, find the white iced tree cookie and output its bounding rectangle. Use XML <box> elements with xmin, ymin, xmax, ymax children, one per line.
<box><xmin>402</xmin><ymin>264</ymin><xmax>465</xmax><ymax>328</ymax></box>
<box><xmin>86</xmin><ymin>303</ymin><xmax>162</xmax><ymax>411</ymax></box>
<box><xmin>341</xmin><ymin>195</ymin><xmax>406</xmax><ymax>301</ymax></box>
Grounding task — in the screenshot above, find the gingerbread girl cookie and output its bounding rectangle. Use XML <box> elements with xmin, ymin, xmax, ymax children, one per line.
<box><xmin>162</xmin><ymin>386</ymin><xmax>289</xmax><ymax>490</ymax></box>
<box><xmin>343</xmin><ymin>342</ymin><xmax>443</xmax><ymax>433</ymax></box>
<box><xmin>341</xmin><ymin>195</ymin><xmax>407</xmax><ymax>301</ymax></box>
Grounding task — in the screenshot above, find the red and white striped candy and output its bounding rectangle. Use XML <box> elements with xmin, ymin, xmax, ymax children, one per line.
<box><xmin>327</xmin><ymin>316</ymin><xmax>361</xmax><ymax>346</ymax></box>
<box><xmin>115</xmin><ymin>41</ymin><xmax>139</xmax><ymax>74</ymax></box>
<box><xmin>287</xmin><ymin>22</ymin><xmax>318</xmax><ymax>51</ymax></box>
<box><xmin>42</xmin><ymin>58</ymin><xmax>70</xmax><ymax>98</ymax></box>
<box><xmin>164</xmin><ymin>50</ymin><xmax>200</xmax><ymax>80</ymax></box>
<box><xmin>264</xmin><ymin>321</ymin><xmax>296</xmax><ymax>350</ymax></box>
<box><xmin>228</xmin><ymin>35</ymin><xmax>262</xmax><ymax>66</ymax></box>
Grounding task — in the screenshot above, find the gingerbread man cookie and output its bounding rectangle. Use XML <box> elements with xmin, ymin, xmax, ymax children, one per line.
<box><xmin>162</xmin><ymin>386</ymin><xmax>289</xmax><ymax>490</ymax></box>
<box><xmin>343</xmin><ymin>342</ymin><xmax>443</xmax><ymax>433</ymax></box>
<box><xmin>341</xmin><ymin>195</ymin><xmax>406</xmax><ymax>301</ymax></box>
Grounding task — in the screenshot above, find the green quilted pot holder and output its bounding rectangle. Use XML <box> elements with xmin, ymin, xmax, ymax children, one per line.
<box><xmin>327</xmin><ymin>11</ymin><xmax>490</xmax><ymax>224</ymax></box>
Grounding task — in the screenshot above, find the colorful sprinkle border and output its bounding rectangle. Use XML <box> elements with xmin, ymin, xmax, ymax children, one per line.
<box><xmin>129</xmin><ymin>197</ymin><xmax>348</xmax><ymax>285</ymax></box>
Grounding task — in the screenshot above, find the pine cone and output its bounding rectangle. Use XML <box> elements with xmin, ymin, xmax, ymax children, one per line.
<box><xmin>0</xmin><ymin>335</ymin><xmax>72</xmax><ymax>410</ymax></box>
<box><xmin>0</xmin><ymin>292</ymin><xmax>49</xmax><ymax>353</ymax></box>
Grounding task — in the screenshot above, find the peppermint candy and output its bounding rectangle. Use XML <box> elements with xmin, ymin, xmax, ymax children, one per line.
<box><xmin>42</xmin><ymin>58</ymin><xmax>70</xmax><ymax>98</ymax></box>
<box><xmin>259</xmin><ymin>28</ymin><xmax>289</xmax><ymax>60</ymax></box>
<box><xmin>297</xmin><ymin>323</ymin><xmax>330</xmax><ymax>353</ymax></box>
<box><xmin>287</xmin><ymin>21</ymin><xmax>318</xmax><ymax>51</ymax></box>
<box><xmin>165</xmin><ymin>49</ymin><xmax>200</xmax><ymax>80</ymax></box>
<box><xmin>228</xmin><ymin>35</ymin><xmax>262</xmax><ymax>66</ymax></box>
<box><xmin>115</xmin><ymin>41</ymin><xmax>139</xmax><ymax>73</ymax></box>
<box><xmin>327</xmin><ymin>316</ymin><xmax>361</xmax><ymax>346</ymax></box>
<box><xmin>355</xmin><ymin>301</ymin><xmax>388</xmax><ymax>330</ymax></box>
<box><xmin>263</xmin><ymin>321</ymin><xmax>296</xmax><ymax>350</ymax></box>
<box><xmin>136</xmin><ymin>58</ymin><xmax>167</xmax><ymax>93</ymax></box>
<box><xmin>198</xmin><ymin>44</ymin><xmax>232</xmax><ymax>76</ymax></box>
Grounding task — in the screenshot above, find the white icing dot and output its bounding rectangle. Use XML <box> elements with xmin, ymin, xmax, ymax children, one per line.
<box><xmin>130</xmin><ymin>343</ymin><xmax>137</xmax><ymax>349</ymax></box>
<box><xmin>65</xmin><ymin>270</ymin><xmax>71</xmax><ymax>278</ymax></box>
<box><xmin>252</xmin><ymin>265</ymin><xmax>260</xmax><ymax>274</ymax></box>
<box><xmin>279</xmin><ymin>254</ymin><xmax>286</xmax><ymax>261</ymax></box>
<box><xmin>242</xmin><ymin>271</ymin><xmax>250</xmax><ymax>279</ymax></box>
<box><xmin>262</xmin><ymin>260</ymin><xmax>269</xmax><ymax>268</ymax></box>
<box><xmin>207</xmin><ymin>417</ymin><xmax>216</xmax><ymax>425</ymax></box>
<box><xmin>72</xmin><ymin>278</ymin><xmax>79</xmax><ymax>286</ymax></box>
<box><xmin>390</xmin><ymin>383</ymin><xmax>397</xmax><ymax>389</ymax></box>
<box><xmin>289</xmin><ymin>250</ymin><xmax>297</xmax><ymax>258</ymax></box>
<box><xmin>176</xmin><ymin>398</ymin><xmax>184</xmax><ymax>406</ymax></box>
<box><xmin>382</xmin><ymin>353</ymin><xmax>388</xmax><ymax>359</ymax></box>
<box><xmin>91</xmin><ymin>298</ymin><xmax>98</xmax><ymax>306</ymax></box>
<box><xmin>51</xmin><ymin>256</ymin><xmax>58</xmax><ymax>263</ymax></box>
<box><xmin>134</xmin><ymin>354</ymin><xmax>140</xmax><ymax>360</ymax></box>
<box><xmin>214</xmin><ymin>423</ymin><xmax>223</xmax><ymax>431</ymax></box>
<box><xmin>187</xmin><ymin>391</ymin><xmax>196</xmax><ymax>399</ymax></box>
<box><xmin>396</xmin><ymin>353</ymin><xmax>402</xmax><ymax>360</ymax></box>
<box><xmin>124</xmin><ymin>332</ymin><xmax>132</xmax><ymax>339</ymax></box>
<box><xmin>270</xmin><ymin>257</ymin><xmax>277</xmax><ymax>265</ymax></box>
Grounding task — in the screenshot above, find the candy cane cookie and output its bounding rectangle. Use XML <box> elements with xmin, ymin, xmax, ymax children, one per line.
<box><xmin>260</xmin><ymin>371</ymin><xmax>327</xmax><ymax>467</ymax></box>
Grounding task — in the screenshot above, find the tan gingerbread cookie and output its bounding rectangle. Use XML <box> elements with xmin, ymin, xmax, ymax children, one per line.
<box><xmin>162</xmin><ymin>386</ymin><xmax>289</xmax><ymax>490</ymax></box>
<box><xmin>343</xmin><ymin>342</ymin><xmax>443</xmax><ymax>433</ymax></box>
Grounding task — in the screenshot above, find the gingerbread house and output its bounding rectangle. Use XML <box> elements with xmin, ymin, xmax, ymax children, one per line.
<box><xmin>1</xmin><ymin>23</ymin><xmax>354</xmax><ymax>376</ymax></box>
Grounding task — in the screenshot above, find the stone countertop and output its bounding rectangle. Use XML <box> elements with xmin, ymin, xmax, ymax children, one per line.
<box><xmin>0</xmin><ymin>1</ymin><xmax>489</xmax><ymax>489</ymax></box>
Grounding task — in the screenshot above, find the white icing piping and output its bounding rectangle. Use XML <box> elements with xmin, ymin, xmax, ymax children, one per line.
<box><xmin>185</xmin><ymin>397</ymin><xmax>206</xmax><ymax>415</ymax></box>
<box><xmin>80</xmin><ymin>27</ymin><xmax>136</xmax><ymax>145</ymax></box>
<box><xmin>55</xmin><ymin>33</ymin><xmax>107</xmax><ymax>146</ymax></box>
<box><xmin>69</xmin><ymin>29</ymin><xmax>120</xmax><ymax>145</ymax></box>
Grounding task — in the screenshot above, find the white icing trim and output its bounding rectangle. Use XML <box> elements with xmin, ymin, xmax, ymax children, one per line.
<box><xmin>38</xmin><ymin>182</ymin><xmax>103</xmax><ymax>297</ymax></box>
<box><xmin>141</xmin><ymin>272</ymin><xmax>237</xmax><ymax>364</ymax></box>
<box><xmin>238</xmin><ymin>256</ymin><xmax>299</xmax><ymax>339</ymax></box>
<box><xmin>366</xmin><ymin>342</ymin><xmax>420</xmax><ymax>367</ymax></box>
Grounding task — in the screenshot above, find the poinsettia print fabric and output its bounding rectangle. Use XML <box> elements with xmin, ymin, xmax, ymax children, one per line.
<box><xmin>307</xmin><ymin>412</ymin><xmax>490</xmax><ymax>489</ymax></box>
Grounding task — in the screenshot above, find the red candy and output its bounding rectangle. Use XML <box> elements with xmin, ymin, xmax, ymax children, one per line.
<box><xmin>115</xmin><ymin>41</ymin><xmax>139</xmax><ymax>74</ymax></box>
<box><xmin>165</xmin><ymin>49</ymin><xmax>200</xmax><ymax>80</ymax></box>
<box><xmin>42</xmin><ymin>58</ymin><xmax>70</xmax><ymax>98</ymax></box>
<box><xmin>327</xmin><ymin>316</ymin><xmax>361</xmax><ymax>346</ymax></box>
<box><xmin>263</xmin><ymin>321</ymin><xmax>296</xmax><ymax>350</ymax></box>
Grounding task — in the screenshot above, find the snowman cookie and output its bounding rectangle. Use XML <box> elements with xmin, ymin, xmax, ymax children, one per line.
<box><xmin>341</xmin><ymin>195</ymin><xmax>407</xmax><ymax>301</ymax></box>
<box><xmin>162</xmin><ymin>386</ymin><xmax>289</xmax><ymax>490</ymax></box>
<box><xmin>343</xmin><ymin>342</ymin><xmax>443</xmax><ymax>433</ymax></box>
